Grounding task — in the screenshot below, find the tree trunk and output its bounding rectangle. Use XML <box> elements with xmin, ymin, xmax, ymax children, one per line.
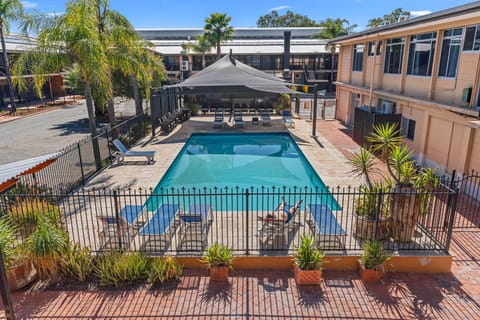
<box><xmin>216</xmin><ymin>43</ymin><xmax>221</xmax><ymax>59</ymax></box>
<box><xmin>0</xmin><ymin>24</ymin><xmax>17</xmax><ymax>114</ymax></box>
<box><xmin>132</xmin><ymin>76</ymin><xmax>143</xmax><ymax>115</ymax></box>
<box><xmin>107</xmin><ymin>98</ymin><xmax>115</xmax><ymax>128</ymax></box>
<box><xmin>202</xmin><ymin>54</ymin><xmax>206</xmax><ymax>69</ymax></box>
<box><xmin>85</xmin><ymin>82</ymin><xmax>102</xmax><ymax>170</ymax></box>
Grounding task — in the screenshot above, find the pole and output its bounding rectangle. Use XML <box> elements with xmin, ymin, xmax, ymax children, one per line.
<box><xmin>0</xmin><ymin>248</ymin><xmax>16</xmax><ymax>320</ymax></box>
<box><xmin>312</xmin><ymin>84</ymin><xmax>318</xmax><ymax>137</ymax></box>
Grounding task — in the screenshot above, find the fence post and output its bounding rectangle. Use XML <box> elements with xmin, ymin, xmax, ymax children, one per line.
<box><xmin>444</xmin><ymin>187</ymin><xmax>459</xmax><ymax>253</ymax></box>
<box><xmin>374</xmin><ymin>189</ymin><xmax>383</xmax><ymax>239</ymax></box>
<box><xmin>113</xmin><ymin>190</ymin><xmax>122</xmax><ymax>250</ymax></box>
<box><xmin>77</xmin><ymin>142</ymin><xmax>85</xmax><ymax>185</ymax></box>
<box><xmin>0</xmin><ymin>248</ymin><xmax>15</xmax><ymax>320</ymax></box>
<box><xmin>444</xmin><ymin>170</ymin><xmax>457</xmax><ymax>228</ymax></box>
<box><xmin>245</xmin><ymin>189</ymin><xmax>249</xmax><ymax>255</ymax></box>
<box><xmin>105</xmin><ymin>129</ymin><xmax>112</xmax><ymax>160</ymax></box>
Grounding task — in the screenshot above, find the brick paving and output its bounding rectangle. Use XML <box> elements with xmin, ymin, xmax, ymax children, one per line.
<box><xmin>3</xmin><ymin>119</ymin><xmax>480</xmax><ymax>319</ymax></box>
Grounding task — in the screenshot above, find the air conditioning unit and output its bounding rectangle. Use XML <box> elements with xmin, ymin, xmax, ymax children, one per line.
<box><xmin>381</xmin><ymin>101</ymin><xmax>394</xmax><ymax>114</ymax></box>
<box><xmin>181</xmin><ymin>60</ymin><xmax>189</xmax><ymax>71</ymax></box>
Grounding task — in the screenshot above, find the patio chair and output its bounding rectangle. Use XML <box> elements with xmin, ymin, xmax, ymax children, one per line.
<box><xmin>179</xmin><ymin>203</ymin><xmax>212</xmax><ymax>249</ymax></box>
<box><xmin>213</xmin><ymin>110</ymin><xmax>224</xmax><ymax>128</ymax></box>
<box><xmin>282</xmin><ymin>110</ymin><xmax>295</xmax><ymax>128</ymax></box>
<box><xmin>306</xmin><ymin>204</ymin><xmax>346</xmax><ymax>248</ymax></box>
<box><xmin>234</xmin><ymin>110</ymin><xmax>245</xmax><ymax>128</ymax></box>
<box><xmin>112</xmin><ymin>139</ymin><xmax>156</xmax><ymax>164</ymax></box>
<box><xmin>261</xmin><ymin>110</ymin><xmax>271</xmax><ymax>126</ymax></box>
<box><xmin>96</xmin><ymin>204</ymin><xmax>147</xmax><ymax>250</ymax></box>
<box><xmin>138</xmin><ymin>203</ymin><xmax>181</xmax><ymax>251</ymax></box>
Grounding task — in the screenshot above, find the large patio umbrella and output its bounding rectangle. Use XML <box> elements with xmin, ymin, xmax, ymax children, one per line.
<box><xmin>166</xmin><ymin>54</ymin><xmax>301</xmax><ymax>97</ymax></box>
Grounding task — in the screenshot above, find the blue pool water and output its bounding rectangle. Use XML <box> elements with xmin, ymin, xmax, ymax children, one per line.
<box><xmin>148</xmin><ymin>133</ymin><xmax>339</xmax><ymax>211</ymax></box>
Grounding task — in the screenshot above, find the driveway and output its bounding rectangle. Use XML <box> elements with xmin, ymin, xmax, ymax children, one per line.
<box><xmin>0</xmin><ymin>99</ymin><xmax>136</xmax><ymax>165</ymax></box>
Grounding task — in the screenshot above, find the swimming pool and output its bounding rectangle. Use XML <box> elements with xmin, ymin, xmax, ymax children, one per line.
<box><xmin>148</xmin><ymin>133</ymin><xmax>340</xmax><ymax>211</ymax></box>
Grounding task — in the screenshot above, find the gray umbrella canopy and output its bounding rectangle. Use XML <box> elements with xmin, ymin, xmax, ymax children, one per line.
<box><xmin>166</xmin><ymin>55</ymin><xmax>300</xmax><ymax>96</ymax></box>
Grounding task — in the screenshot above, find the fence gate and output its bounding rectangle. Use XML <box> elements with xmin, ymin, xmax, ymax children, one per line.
<box><xmin>449</xmin><ymin>170</ymin><xmax>480</xmax><ymax>229</ymax></box>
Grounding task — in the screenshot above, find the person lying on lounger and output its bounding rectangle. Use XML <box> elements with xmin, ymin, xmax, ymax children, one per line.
<box><xmin>261</xmin><ymin>197</ymin><xmax>303</xmax><ymax>223</ymax></box>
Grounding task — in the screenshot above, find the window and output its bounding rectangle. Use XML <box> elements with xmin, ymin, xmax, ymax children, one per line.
<box><xmin>407</xmin><ymin>32</ymin><xmax>436</xmax><ymax>76</ymax></box>
<box><xmin>384</xmin><ymin>38</ymin><xmax>405</xmax><ymax>74</ymax></box>
<box><xmin>352</xmin><ymin>44</ymin><xmax>364</xmax><ymax>71</ymax></box>
<box><xmin>438</xmin><ymin>28</ymin><xmax>463</xmax><ymax>78</ymax></box>
<box><xmin>368</xmin><ymin>41</ymin><xmax>382</xmax><ymax>56</ymax></box>
<box><xmin>463</xmin><ymin>25</ymin><xmax>480</xmax><ymax>51</ymax></box>
<box><xmin>401</xmin><ymin>117</ymin><xmax>416</xmax><ymax>141</ymax></box>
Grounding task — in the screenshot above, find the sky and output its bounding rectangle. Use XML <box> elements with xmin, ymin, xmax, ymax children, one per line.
<box><xmin>17</xmin><ymin>0</ymin><xmax>475</xmax><ymax>32</ymax></box>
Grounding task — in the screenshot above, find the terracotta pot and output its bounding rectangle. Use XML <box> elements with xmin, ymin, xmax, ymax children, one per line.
<box><xmin>358</xmin><ymin>260</ymin><xmax>384</xmax><ymax>283</ymax></box>
<box><xmin>390</xmin><ymin>187</ymin><xmax>420</xmax><ymax>242</ymax></box>
<box><xmin>294</xmin><ymin>265</ymin><xmax>322</xmax><ymax>285</ymax></box>
<box><xmin>209</xmin><ymin>266</ymin><xmax>229</xmax><ymax>281</ymax></box>
<box><xmin>353</xmin><ymin>214</ymin><xmax>389</xmax><ymax>240</ymax></box>
<box><xmin>7</xmin><ymin>261</ymin><xmax>37</xmax><ymax>291</ymax></box>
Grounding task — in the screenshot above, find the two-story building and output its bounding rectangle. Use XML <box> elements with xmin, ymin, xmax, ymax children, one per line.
<box><xmin>331</xmin><ymin>2</ymin><xmax>480</xmax><ymax>175</ymax></box>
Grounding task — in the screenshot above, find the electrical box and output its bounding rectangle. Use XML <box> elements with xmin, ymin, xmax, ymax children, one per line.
<box><xmin>462</xmin><ymin>87</ymin><xmax>472</xmax><ymax>103</ymax></box>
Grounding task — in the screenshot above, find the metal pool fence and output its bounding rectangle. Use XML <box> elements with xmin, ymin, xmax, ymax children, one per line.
<box><xmin>0</xmin><ymin>184</ymin><xmax>458</xmax><ymax>256</ymax></box>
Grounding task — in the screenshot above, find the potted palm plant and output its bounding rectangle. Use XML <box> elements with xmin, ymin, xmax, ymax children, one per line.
<box><xmin>0</xmin><ymin>216</ymin><xmax>37</xmax><ymax>291</ymax></box>
<box><xmin>358</xmin><ymin>240</ymin><xmax>392</xmax><ymax>283</ymax></box>
<box><xmin>350</xmin><ymin>148</ymin><xmax>391</xmax><ymax>240</ymax></box>
<box><xmin>294</xmin><ymin>235</ymin><xmax>325</xmax><ymax>285</ymax></box>
<box><xmin>200</xmin><ymin>243</ymin><xmax>233</xmax><ymax>281</ymax></box>
<box><xmin>351</xmin><ymin>123</ymin><xmax>441</xmax><ymax>242</ymax></box>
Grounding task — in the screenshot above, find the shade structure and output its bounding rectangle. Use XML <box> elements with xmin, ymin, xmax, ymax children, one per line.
<box><xmin>166</xmin><ymin>54</ymin><xmax>301</xmax><ymax>97</ymax></box>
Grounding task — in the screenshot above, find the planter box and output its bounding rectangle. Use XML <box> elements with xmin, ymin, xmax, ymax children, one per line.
<box><xmin>353</xmin><ymin>214</ymin><xmax>389</xmax><ymax>240</ymax></box>
<box><xmin>294</xmin><ymin>265</ymin><xmax>322</xmax><ymax>285</ymax></box>
<box><xmin>358</xmin><ymin>260</ymin><xmax>384</xmax><ymax>283</ymax></box>
<box><xmin>7</xmin><ymin>262</ymin><xmax>37</xmax><ymax>291</ymax></box>
<box><xmin>209</xmin><ymin>266</ymin><xmax>229</xmax><ymax>281</ymax></box>
<box><xmin>390</xmin><ymin>188</ymin><xmax>420</xmax><ymax>242</ymax></box>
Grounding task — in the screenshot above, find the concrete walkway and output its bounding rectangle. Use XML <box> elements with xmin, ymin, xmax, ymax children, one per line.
<box><xmin>4</xmin><ymin>118</ymin><xmax>480</xmax><ymax>319</ymax></box>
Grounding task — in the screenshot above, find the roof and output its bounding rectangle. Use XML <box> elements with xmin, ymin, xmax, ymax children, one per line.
<box><xmin>166</xmin><ymin>54</ymin><xmax>301</xmax><ymax>96</ymax></box>
<box><xmin>329</xmin><ymin>1</ymin><xmax>480</xmax><ymax>43</ymax></box>
<box><xmin>0</xmin><ymin>153</ymin><xmax>59</xmax><ymax>191</ymax></box>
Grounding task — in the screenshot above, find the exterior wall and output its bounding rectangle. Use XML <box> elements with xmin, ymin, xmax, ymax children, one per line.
<box><xmin>339</xmin><ymin>45</ymin><xmax>353</xmax><ymax>82</ymax></box>
<box><xmin>336</xmin><ymin>88</ymin><xmax>350</xmax><ymax>123</ymax></box>
<box><xmin>403</xmin><ymin>76</ymin><xmax>431</xmax><ymax>100</ymax></box>
<box><xmin>351</xmin><ymin>71</ymin><xmax>363</xmax><ymax>86</ymax></box>
<box><xmin>470</xmin><ymin>129</ymin><xmax>480</xmax><ymax>172</ymax></box>
<box><xmin>381</xmin><ymin>74</ymin><xmax>402</xmax><ymax>92</ymax></box>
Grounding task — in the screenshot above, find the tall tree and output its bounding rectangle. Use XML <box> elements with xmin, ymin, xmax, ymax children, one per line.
<box><xmin>183</xmin><ymin>34</ymin><xmax>212</xmax><ymax>69</ymax></box>
<box><xmin>0</xmin><ymin>0</ymin><xmax>24</xmax><ymax>114</ymax></box>
<box><xmin>367</xmin><ymin>8</ymin><xmax>410</xmax><ymax>28</ymax></box>
<box><xmin>204</xmin><ymin>13</ymin><xmax>234</xmax><ymax>59</ymax></box>
<box><xmin>315</xmin><ymin>18</ymin><xmax>356</xmax><ymax>39</ymax></box>
<box><xmin>257</xmin><ymin>10</ymin><xmax>319</xmax><ymax>27</ymax></box>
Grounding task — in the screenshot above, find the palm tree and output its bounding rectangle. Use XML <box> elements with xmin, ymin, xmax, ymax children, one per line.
<box><xmin>13</xmin><ymin>0</ymin><xmax>110</xmax><ymax>169</ymax></box>
<box><xmin>316</xmin><ymin>18</ymin><xmax>357</xmax><ymax>39</ymax></box>
<box><xmin>0</xmin><ymin>0</ymin><xmax>23</xmax><ymax>114</ymax></box>
<box><xmin>204</xmin><ymin>13</ymin><xmax>234</xmax><ymax>59</ymax></box>
<box><xmin>183</xmin><ymin>34</ymin><xmax>212</xmax><ymax>69</ymax></box>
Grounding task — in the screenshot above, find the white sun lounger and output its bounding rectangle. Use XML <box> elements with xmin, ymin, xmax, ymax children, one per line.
<box><xmin>113</xmin><ymin>139</ymin><xmax>155</xmax><ymax>164</ymax></box>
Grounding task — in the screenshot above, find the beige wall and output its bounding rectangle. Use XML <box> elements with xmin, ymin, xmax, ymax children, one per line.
<box><xmin>381</xmin><ymin>74</ymin><xmax>402</xmax><ymax>92</ymax></box>
<box><xmin>339</xmin><ymin>46</ymin><xmax>353</xmax><ymax>82</ymax></box>
<box><xmin>470</xmin><ymin>129</ymin><xmax>480</xmax><ymax>172</ymax></box>
<box><xmin>351</xmin><ymin>71</ymin><xmax>363</xmax><ymax>86</ymax></box>
<box><xmin>404</xmin><ymin>76</ymin><xmax>431</xmax><ymax>100</ymax></box>
<box><xmin>336</xmin><ymin>88</ymin><xmax>350</xmax><ymax>123</ymax></box>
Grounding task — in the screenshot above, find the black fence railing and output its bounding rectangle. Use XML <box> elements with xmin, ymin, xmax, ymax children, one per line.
<box><xmin>15</xmin><ymin>114</ymin><xmax>150</xmax><ymax>194</ymax></box>
<box><xmin>0</xmin><ymin>184</ymin><xmax>457</xmax><ymax>256</ymax></box>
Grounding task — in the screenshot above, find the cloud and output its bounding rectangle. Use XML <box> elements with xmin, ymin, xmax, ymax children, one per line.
<box><xmin>410</xmin><ymin>10</ymin><xmax>432</xmax><ymax>17</ymax></box>
<box><xmin>21</xmin><ymin>1</ymin><xmax>37</xmax><ymax>9</ymax></box>
<box><xmin>268</xmin><ymin>5</ymin><xmax>291</xmax><ymax>12</ymax></box>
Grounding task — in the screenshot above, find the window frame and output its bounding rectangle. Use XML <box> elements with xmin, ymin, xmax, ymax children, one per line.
<box><xmin>463</xmin><ymin>25</ymin><xmax>480</xmax><ymax>52</ymax></box>
<box><xmin>406</xmin><ymin>32</ymin><xmax>437</xmax><ymax>77</ymax></box>
<box><xmin>368</xmin><ymin>41</ymin><xmax>382</xmax><ymax>56</ymax></box>
<box><xmin>352</xmin><ymin>44</ymin><xmax>365</xmax><ymax>72</ymax></box>
<box><xmin>384</xmin><ymin>38</ymin><xmax>405</xmax><ymax>75</ymax></box>
<box><xmin>438</xmin><ymin>28</ymin><xmax>463</xmax><ymax>78</ymax></box>
<box><xmin>401</xmin><ymin>116</ymin><xmax>416</xmax><ymax>141</ymax></box>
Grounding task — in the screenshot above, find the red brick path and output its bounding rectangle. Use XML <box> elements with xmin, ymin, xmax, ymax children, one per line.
<box><xmin>3</xmin><ymin>120</ymin><xmax>479</xmax><ymax>319</ymax></box>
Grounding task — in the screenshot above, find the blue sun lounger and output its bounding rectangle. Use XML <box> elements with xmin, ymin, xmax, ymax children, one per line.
<box><xmin>307</xmin><ymin>204</ymin><xmax>346</xmax><ymax>247</ymax></box>
<box><xmin>282</xmin><ymin>110</ymin><xmax>295</xmax><ymax>128</ymax></box>
<box><xmin>139</xmin><ymin>203</ymin><xmax>181</xmax><ymax>251</ymax></box>
<box><xmin>180</xmin><ymin>203</ymin><xmax>212</xmax><ymax>248</ymax></box>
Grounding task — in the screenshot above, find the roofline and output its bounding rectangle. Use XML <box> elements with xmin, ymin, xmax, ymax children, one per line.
<box><xmin>329</xmin><ymin>1</ymin><xmax>480</xmax><ymax>43</ymax></box>
<box><xmin>136</xmin><ymin>27</ymin><xmax>324</xmax><ymax>31</ymax></box>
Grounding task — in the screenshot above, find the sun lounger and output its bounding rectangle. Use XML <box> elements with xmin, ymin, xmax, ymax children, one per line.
<box><xmin>282</xmin><ymin>110</ymin><xmax>295</xmax><ymax>128</ymax></box>
<box><xmin>213</xmin><ymin>110</ymin><xmax>224</xmax><ymax>128</ymax></box>
<box><xmin>180</xmin><ymin>203</ymin><xmax>212</xmax><ymax>248</ymax></box>
<box><xmin>234</xmin><ymin>111</ymin><xmax>245</xmax><ymax>128</ymax></box>
<box><xmin>139</xmin><ymin>203</ymin><xmax>181</xmax><ymax>251</ymax></box>
<box><xmin>261</xmin><ymin>111</ymin><xmax>271</xmax><ymax>126</ymax></box>
<box><xmin>113</xmin><ymin>139</ymin><xmax>155</xmax><ymax>164</ymax></box>
<box><xmin>307</xmin><ymin>204</ymin><xmax>346</xmax><ymax>248</ymax></box>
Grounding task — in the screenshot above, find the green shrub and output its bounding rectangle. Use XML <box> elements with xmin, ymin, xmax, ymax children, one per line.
<box><xmin>0</xmin><ymin>216</ymin><xmax>17</xmax><ymax>267</ymax></box>
<box><xmin>200</xmin><ymin>243</ymin><xmax>233</xmax><ymax>269</ymax></box>
<box><xmin>185</xmin><ymin>102</ymin><xmax>200</xmax><ymax>116</ymax></box>
<box><xmin>148</xmin><ymin>256</ymin><xmax>183</xmax><ymax>284</ymax></box>
<box><xmin>295</xmin><ymin>235</ymin><xmax>325</xmax><ymax>271</ymax></box>
<box><xmin>61</xmin><ymin>244</ymin><xmax>94</xmax><ymax>282</ymax></box>
<box><xmin>9</xmin><ymin>198</ymin><xmax>61</xmax><ymax>233</ymax></box>
<box><xmin>24</xmin><ymin>216</ymin><xmax>68</xmax><ymax>279</ymax></box>
<box><xmin>360</xmin><ymin>239</ymin><xmax>392</xmax><ymax>270</ymax></box>
<box><xmin>95</xmin><ymin>251</ymin><xmax>149</xmax><ymax>287</ymax></box>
